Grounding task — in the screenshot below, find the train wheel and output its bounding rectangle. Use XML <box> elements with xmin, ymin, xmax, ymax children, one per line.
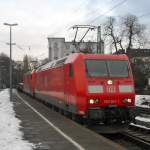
<box><xmin>71</xmin><ymin>114</ymin><xmax>77</xmax><ymax>121</ymax></box>
<box><xmin>64</xmin><ymin>110</ymin><xmax>70</xmax><ymax>117</ymax></box>
<box><xmin>49</xmin><ymin>104</ymin><xmax>53</xmax><ymax>109</ymax></box>
<box><xmin>55</xmin><ymin>106</ymin><xmax>59</xmax><ymax>112</ymax></box>
<box><xmin>84</xmin><ymin>119</ymin><xmax>93</xmax><ymax>127</ymax></box>
<box><xmin>71</xmin><ymin>114</ymin><xmax>83</xmax><ymax>124</ymax></box>
<box><xmin>59</xmin><ymin>109</ymin><xmax>64</xmax><ymax>115</ymax></box>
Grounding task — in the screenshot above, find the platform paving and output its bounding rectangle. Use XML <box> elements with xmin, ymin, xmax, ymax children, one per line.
<box><xmin>13</xmin><ymin>90</ymin><xmax>126</xmax><ymax>150</ymax></box>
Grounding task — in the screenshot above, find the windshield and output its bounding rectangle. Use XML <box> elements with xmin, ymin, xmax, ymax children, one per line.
<box><xmin>85</xmin><ymin>59</ymin><xmax>129</xmax><ymax>77</ymax></box>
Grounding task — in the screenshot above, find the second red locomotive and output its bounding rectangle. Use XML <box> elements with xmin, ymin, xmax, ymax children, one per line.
<box><xmin>23</xmin><ymin>53</ymin><xmax>135</xmax><ymax>125</ymax></box>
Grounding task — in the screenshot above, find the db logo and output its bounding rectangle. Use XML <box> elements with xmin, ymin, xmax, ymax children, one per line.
<box><xmin>107</xmin><ymin>86</ymin><xmax>116</xmax><ymax>93</ymax></box>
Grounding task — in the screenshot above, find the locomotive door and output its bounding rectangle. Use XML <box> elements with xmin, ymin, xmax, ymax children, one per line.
<box><xmin>64</xmin><ymin>64</ymin><xmax>73</xmax><ymax>105</ymax></box>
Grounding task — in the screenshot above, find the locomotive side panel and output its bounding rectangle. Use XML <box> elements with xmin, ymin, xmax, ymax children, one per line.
<box><xmin>48</xmin><ymin>66</ymin><xmax>65</xmax><ymax>100</ymax></box>
<box><xmin>34</xmin><ymin>66</ymin><xmax>65</xmax><ymax>108</ymax></box>
<box><xmin>64</xmin><ymin>63</ymin><xmax>77</xmax><ymax>113</ymax></box>
<box><xmin>64</xmin><ymin>55</ymin><xmax>88</xmax><ymax>115</ymax></box>
<box><xmin>23</xmin><ymin>73</ymin><xmax>32</xmax><ymax>95</ymax></box>
<box><xmin>72</xmin><ymin>54</ymin><xmax>88</xmax><ymax>115</ymax></box>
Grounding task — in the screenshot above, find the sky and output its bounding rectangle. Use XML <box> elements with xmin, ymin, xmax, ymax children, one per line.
<box><xmin>0</xmin><ymin>0</ymin><xmax>150</xmax><ymax>60</ymax></box>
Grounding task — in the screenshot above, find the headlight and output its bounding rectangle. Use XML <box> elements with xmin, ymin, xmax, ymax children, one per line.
<box><xmin>124</xmin><ymin>98</ymin><xmax>132</xmax><ymax>103</ymax></box>
<box><xmin>119</xmin><ymin>85</ymin><xmax>134</xmax><ymax>93</ymax></box>
<box><xmin>107</xmin><ymin>80</ymin><xmax>113</xmax><ymax>85</ymax></box>
<box><xmin>88</xmin><ymin>85</ymin><xmax>103</xmax><ymax>93</ymax></box>
<box><xmin>89</xmin><ymin>99</ymin><xmax>100</xmax><ymax>104</ymax></box>
<box><xmin>89</xmin><ymin>99</ymin><xmax>95</xmax><ymax>104</ymax></box>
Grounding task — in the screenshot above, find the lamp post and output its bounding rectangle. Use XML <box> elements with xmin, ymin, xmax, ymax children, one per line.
<box><xmin>4</xmin><ymin>23</ymin><xmax>18</xmax><ymax>101</ymax></box>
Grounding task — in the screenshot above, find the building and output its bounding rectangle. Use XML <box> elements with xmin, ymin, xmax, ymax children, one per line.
<box><xmin>48</xmin><ymin>38</ymin><xmax>65</xmax><ymax>61</ymax></box>
<box><xmin>126</xmin><ymin>49</ymin><xmax>150</xmax><ymax>63</ymax></box>
<box><xmin>47</xmin><ymin>37</ymin><xmax>104</xmax><ymax>61</ymax></box>
<box><xmin>113</xmin><ymin>49</ymin><xmax>150</xmax><ymax>63</ymax></box>
<box><xmin>127</xmin><ymin>49</ymin><xmax>150</xmax><ymax>88</ymax></box>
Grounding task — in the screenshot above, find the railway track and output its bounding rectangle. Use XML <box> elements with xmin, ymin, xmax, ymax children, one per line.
<box><xmin>122</xmin><ymin>124</ymin><xmax>150</xmax><ymax>149</ymax></box>
<box><xmin>18</xmin><ymin>91</ymin><xmax>150</xmax><ymax>149</ymax></box>
<box><xmin>105</xmin><ymin>124</ymin><xmax>150</xmax><ymax>150</ymax></box>
<box><xmin>87</xmin><ymin>118</ymin><xmax>150</xmax><ymax>149</ymax></box>
<box><xmin>135</xmin><ymin>106</ymin><xmax>150</xmax><ymax>115</ymax></box>
<box><xmin>37</xmin><ymin>96</ymin><xmax>150</xmax><ymax>149</ymax></box>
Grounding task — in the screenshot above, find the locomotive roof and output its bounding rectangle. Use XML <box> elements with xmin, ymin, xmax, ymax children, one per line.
<box><xmin>84</xmin><ymin>53</ymin><xmax>128</xmax><ymax>59</ymax></box>
<box><xmin>36</xmin><ymin>53</ymin><xmax>128</xmax><ymax>72</ymax></box>
<box><xmin>36</xmin><ymin>56</ymin><xmax>68</xmax><ymax>72</ymax></box>
<box><xmin>65</xmin><ymin>53</ymin><xmax>128</xmax><ymax>63</ymax></box>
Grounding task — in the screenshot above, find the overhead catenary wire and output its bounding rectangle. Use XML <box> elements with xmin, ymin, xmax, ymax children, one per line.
<box><xmin>138</xmin><ymin>12</ymin><xmax>150</xmax><ymax>18</ymax></box>
<box><xmin>49</xmin><ymin>0</ymin><xmax>88</xmax><ymax>36</ymax></box>
<box><xmin>88</xmin><ymin>0</ymin><xmax>127</xmax><ymax>24</ymax></box>
<box><xmin>51</xmin><ymin>0</ymin><xmax>128</xmax><ymax>44</ymax></box>
<box><xmin>51</xmin><ymin>0</ymin><xmax>114</xmax><ymax>36</ymax></box>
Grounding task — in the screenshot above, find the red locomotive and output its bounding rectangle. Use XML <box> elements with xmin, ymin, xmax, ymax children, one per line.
<box><xmin>23</xmin><ymin>53</ymin><xmax>135</xmax><ymax>125</ymax></box>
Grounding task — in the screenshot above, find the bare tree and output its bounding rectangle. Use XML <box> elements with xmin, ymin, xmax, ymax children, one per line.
<box><xmin>121</xmin><ymin>14</ymin><xmax>146</xmax><ymax>50</ymax></box>
<box><xmin>23</xmin><ymin>55</ymin><xmax>29</xmax><ymax>73</ymax></box>
<box><xmin>103</xmin><ymin>14</ymin><xmax>147</xmax><ymax>52</ymax></box>
<box><xmin>116</xmin><ymin>27</ymin><xmax>126</xmax><ymax>51</ymax></box>
<box><xmin>0</xmin><ymin>53</ymin><xmax>21</xmax><ymax>88</ymax></box>
<box><xmin>0</xmin><ymin>53</ymin><xmax>10</xmax><ymax>88</ymax></box>
<box><xmin>23</xmin><ymin>55</ymin><xmax>39</xmax><ymax>72</ymax></box>
<box><xmin>41</xmin><ymin>58</ymin><xmax>49</xmax><ymax>65</ymax></box>
<box><xmin>103</xmin><ymin>17</ymin><xmax>118</xmax><ymax>52</ymax></box>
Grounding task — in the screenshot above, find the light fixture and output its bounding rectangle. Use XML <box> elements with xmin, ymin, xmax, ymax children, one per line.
<box><xmin>89</xmin><ymin>99</ymin><xmax>95</xmax><ymax>104</ymax></box>
<box><xmin>124</xmin><ymin>98</ymin><xmax>132</xmax><ymax>103</ymax></box>
<box><xmin>107</xmin><ymin>80</ymin><xmax>113</xmax><ymax>85</ymax></box>
<box><xmin>89</xmin><ymin>99</ymin><xmax>100</xmax><ymax>104</ymax></box>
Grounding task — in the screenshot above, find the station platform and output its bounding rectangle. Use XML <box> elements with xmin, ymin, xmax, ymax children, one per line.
<box><xmin>13</xmin><ymin>90</ymin><xmax>125</xmax><ymax>150</ymax></box>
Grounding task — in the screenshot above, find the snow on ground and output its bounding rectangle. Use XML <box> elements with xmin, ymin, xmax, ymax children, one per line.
<box><xmin>130</xmin><ymin>123</ymin><xmax>150</xmax><ymax>130</ymax></box>
<box><xmin>0</xmin><ymin>89</ymin><xmax>34</xmax><ymax>150</ymax></box>
<box><xmin>135</xmin><ymin>95</ymin><xmax>150</xmax><ymax>108</ymax></box>
<box><xmin>134</xmin><ymin>95</ymin><xmax>150</xmax><ymax>129</ymax></box>
<box><xmin>131</xmin><ymin>115</ymin><xmax>150</xmax><ymax>129</ymax></box>
<box><xmin>135</xmin><ymin>116</ymin><xmax>150</xmax><ymax>122</ymax></box>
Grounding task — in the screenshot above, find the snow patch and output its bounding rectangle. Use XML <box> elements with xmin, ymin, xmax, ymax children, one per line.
<box><xmin>135</xmin><ymin>116</ymin><xmax>150</xmax><ymax>123</ymax></box>
<box><xmin>135</xmin><ymin>95</ymin><xmax>150</xmax><ymax>108</ymax></box>
<box><xmin>0</xmin><ymin>89</ymin><xmax>34</xmax><ymax>150</ymax></box>
<box><xmin>130</xmin><ymin>123</ymin><xmax>150</xmax><ymax>130</ymax></box>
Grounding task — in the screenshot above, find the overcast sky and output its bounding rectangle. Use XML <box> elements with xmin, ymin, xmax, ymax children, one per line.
<box><xmin>0</xmin><ymin>0</ymin><xmax>150</xmax><ymax>60</ymax></box>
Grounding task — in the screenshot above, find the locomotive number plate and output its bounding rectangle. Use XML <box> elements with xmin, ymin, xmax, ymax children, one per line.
<box><xmin>104</xmin><ymin>100</ymin><xmax>117</xmax><ymax>103</ymax></box>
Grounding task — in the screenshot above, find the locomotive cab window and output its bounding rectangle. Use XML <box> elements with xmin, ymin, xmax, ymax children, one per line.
<box><xmin>107</xmin><ymin>60</ymin><xmax>129</xmax><ymax>77</ymax></box>
<box><xmin>69</xmin><ymin>64</ymin><xmax>73</xmax><ymax>77</ymax></box>
<box><xmin>85</xmin><ymin>59</ymin><xmax>129</xmax><ymax>77</ymax></box>
<box><xmin>85</xmin><ymin>60</ymin><xmax>108</xmax><ymax>77</ymax></box>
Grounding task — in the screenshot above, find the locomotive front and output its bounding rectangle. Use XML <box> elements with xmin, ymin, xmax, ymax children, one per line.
<box><xmin>84</xmin><ymin>55</ymin><xmax>135</xmax><ymax>124</ymax></box>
